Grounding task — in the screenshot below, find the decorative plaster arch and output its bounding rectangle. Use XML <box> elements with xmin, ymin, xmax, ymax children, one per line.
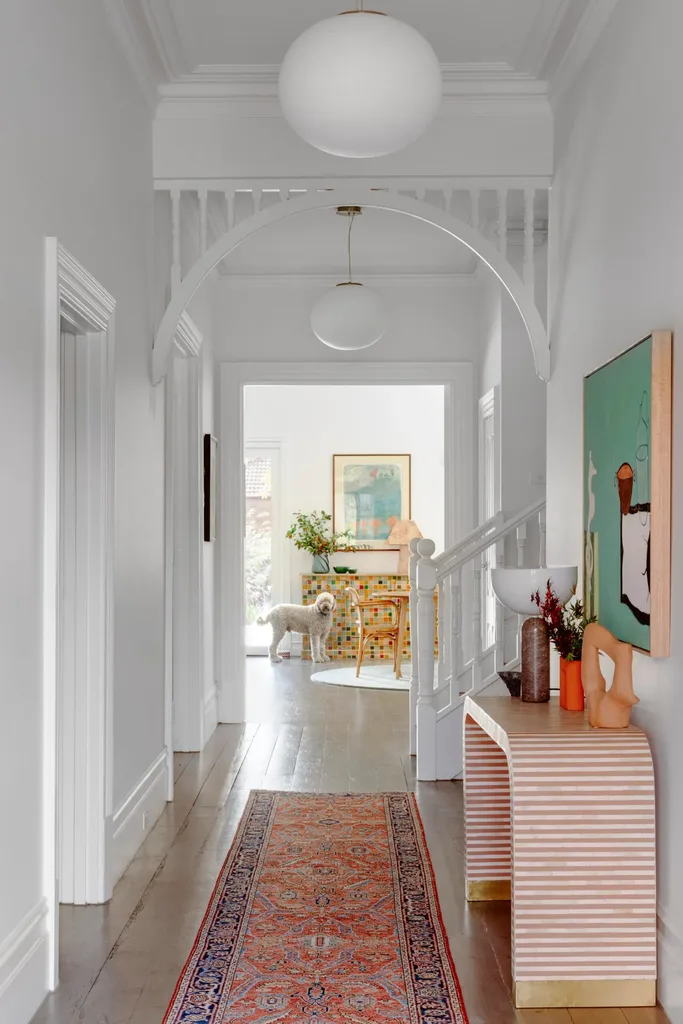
<box><xmin>153</xmin><ymin>190</ymin><xmax>550</xmax><ymax>384</ymax></box>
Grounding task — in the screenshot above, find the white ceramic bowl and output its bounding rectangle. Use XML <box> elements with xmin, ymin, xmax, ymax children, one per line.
<box><xmin>491</xmin><ymin>567</ymin><xmax>578</xmax><ymax>616</ymax></box>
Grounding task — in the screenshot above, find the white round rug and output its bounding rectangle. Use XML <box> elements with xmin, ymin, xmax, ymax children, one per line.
<box><xmin>310</xmin><ymin>663</ymin><xmax>412</xmax><ymax>691</ymax></box>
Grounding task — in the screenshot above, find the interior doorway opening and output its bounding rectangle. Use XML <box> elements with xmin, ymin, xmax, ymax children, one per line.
<box><xmin>240</xmin><ymin>382</ymin><xmax>447</xmax><ymax>725</ymax></box>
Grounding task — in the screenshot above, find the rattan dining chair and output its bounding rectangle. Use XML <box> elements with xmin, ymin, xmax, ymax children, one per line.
<box><xmin>345</xmin><ymin>587</ymin><xmax>401</xmax><ymax>678</ymax></box>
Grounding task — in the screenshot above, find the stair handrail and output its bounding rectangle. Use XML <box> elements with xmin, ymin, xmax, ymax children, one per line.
<box><xmin>433</xmin><ymin>496</ymin><xmax>546</xmax><ymax>580</ymax></box>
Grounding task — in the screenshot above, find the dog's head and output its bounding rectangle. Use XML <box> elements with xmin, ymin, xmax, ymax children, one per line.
<box><xmin>315</xmin><ymin>592</ymin><xmax>336</xmax><ymax>616</ymax></box>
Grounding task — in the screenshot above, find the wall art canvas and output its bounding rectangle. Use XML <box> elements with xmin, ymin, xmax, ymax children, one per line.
<box><xmin>333</xmin><ymin>454</ymin><xmax>411</xmax><ymax>549</ymax></box>
<box><xmin>204</xmin><ymin>434</ymin><xmax>217</xmax><ymax>542</ymax></box>
<box><xmin>583</xmin><ymin>332</ymin><xmax>672</xmax><ymax>656</ymax></box>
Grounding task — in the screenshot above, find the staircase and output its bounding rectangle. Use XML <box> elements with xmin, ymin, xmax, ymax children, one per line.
<box><xmin>409</xmin><ymin>498</ymin><xmax>546</xmax><ymax>781</ymax></box>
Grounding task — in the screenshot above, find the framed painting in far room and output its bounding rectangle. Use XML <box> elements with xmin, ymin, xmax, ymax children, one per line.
<box><xmin>333</xmin><ymin>454</ymin><xmax>411</xmax><ymax>549</ymax></box>
<box><xmin>583</xmin><ymin>331</ymin><xmax>672</xmax><ymax>657</ymax></box>
<box><xmin>203</xmin><ymin>434</ymin><xmax>217</xmax><ymax>542</ymax></box>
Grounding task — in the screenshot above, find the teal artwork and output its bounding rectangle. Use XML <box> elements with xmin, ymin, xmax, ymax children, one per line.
<box><xmin>583</xmin><ymin>333</ymin><xmax>672</xmax><ymax>656</ymax></box>
<box><xmin>333</xmin><ymin>454</ymin><xmax>411</xmax><ymax>549</ymax></box>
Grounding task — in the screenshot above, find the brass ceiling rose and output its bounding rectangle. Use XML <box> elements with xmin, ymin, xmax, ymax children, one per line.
<box><xmin>336</xmin><ymin>206</ymin><xmax>363</xmax><ymax>217</ymax></box>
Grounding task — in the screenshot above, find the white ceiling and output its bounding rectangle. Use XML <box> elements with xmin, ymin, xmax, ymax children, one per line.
<box><xmin>154</xmin><ymin>0</ymin><xmax>581</xmax><ymax>79</ymax></box>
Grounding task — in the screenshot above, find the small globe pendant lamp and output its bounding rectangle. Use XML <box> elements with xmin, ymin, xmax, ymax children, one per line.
<box><xmin>279</xmin><ymin>4</ymin><xmax>442</xmax><ymax>159</ymax></box>
<box><xmin>310</xmin><ymin>207</ymin><xmax>387</xmax><ymax>351</ymax></box>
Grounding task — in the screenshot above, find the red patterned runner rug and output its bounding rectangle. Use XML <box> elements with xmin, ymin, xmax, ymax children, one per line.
<box><xmin>163</xmin><ymin>791</ymin><xmax>468</xmax><ymax>1023</ymax></box>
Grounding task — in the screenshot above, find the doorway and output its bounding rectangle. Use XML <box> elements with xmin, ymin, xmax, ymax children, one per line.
<box><xmin>44</xmin><ymin>240</ymin><xmax>116</xmax><ymax>985</ymax></box>
<box><xmin>244</xmin><ymin>444</ymin><xmax>283</xmax><ymax>656</ymax></box>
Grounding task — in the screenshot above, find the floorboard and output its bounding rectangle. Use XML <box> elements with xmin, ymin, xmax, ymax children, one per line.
<box><xmin>31</xmin><ymin>658</ymin><xmax>670</xmax><ymax>1023</ymax></box>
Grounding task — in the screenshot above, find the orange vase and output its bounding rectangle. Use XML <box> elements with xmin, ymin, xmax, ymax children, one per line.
<box><xmin>559</xmin><ymin>658</ymin><xmax>584</xmax><ymax>711</ymax></box>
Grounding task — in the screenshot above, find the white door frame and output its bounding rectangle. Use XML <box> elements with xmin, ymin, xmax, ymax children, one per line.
<box><xmin>244</xmin><ymin>440</ymin><xmax>285</xmax><ymax>656</ymax></box>
<box><xmin>164</xmin><ymin>314</ymin><xmax>204</xmax><ymax>770</ymax></box>
<box><xmin>43</xmin><ymin>240</ymin><xmax>115</xmax><ymax>986</ymax></box>
<box><xmin>219</xmin><ymin>362</ymin><xmax>474</xmax><ymax>723</ymax></box>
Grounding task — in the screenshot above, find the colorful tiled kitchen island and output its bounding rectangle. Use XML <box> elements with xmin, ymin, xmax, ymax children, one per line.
<box><xmin>300</xmin><ymin>573</ymin><xmax>437</xmax><ymax>661</ymax></box>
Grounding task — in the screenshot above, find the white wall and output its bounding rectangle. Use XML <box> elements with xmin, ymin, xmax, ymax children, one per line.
<box><xmin>548</xmin><ymin>2</ymin><xmax>683</xmax><ymax>1016</ymax></box>
<box><xmin>0</xmin><ymin>2</ymin><xmax>164</xmax><ymax>1018</ymax></box>
<box><xmin>214</xmin><ymin>280</ymin><xmax>480</xmax><ymax>364</ymax></box>
<box><xmin>244</xmin><ymin>385</ymin><xmax>445</xmax><ymax>590</ymax></box>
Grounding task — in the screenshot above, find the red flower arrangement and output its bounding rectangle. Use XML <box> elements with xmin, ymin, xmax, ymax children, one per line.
<box><xmin>531</xmin><ymin>580</ymin><xmax>594</xmax><ymax>661</ymax></box>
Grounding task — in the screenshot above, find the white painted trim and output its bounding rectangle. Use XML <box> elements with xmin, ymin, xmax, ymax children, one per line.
<box><xmin>219</xmin><ymin>362</ymin><xmax>473</xmax><ymax>723</ymax></box>
<box><xmin>108</xmin><ymin>750</ymin><xmax>168</xmax><ymax>890</ymax></box>
<box><xmin>516</xmin><ymin>0</ymin><xmax>573</xmax><ymax>78</ymax></box>
<box><xmin>153</xmin><ymin>190</ymin><xmax>549</xmax><ymax>385</ymax></box>
<box><xmin>164</xmin><ymin>314</ymin><xmax>205</xmax><ymax>785</ymax></box>
<box><xmin>174</xmin><ymin>310</ymin><xmax>203</xmax><ymax>357</ymax></box>
<box><xmin>549</xmin><ymin>0</ymin><xmax>623</xmax><ymax>104</ymax></box>
<box><xmin>0</xmin><ymin>900</ymin><xmax>49</xmax><ymax>1023</ymax></box>
<box><xmin>203</xmin><ymin>683</ymin><xmax>219</xmax><ymax>741</ymax></box>
<box><xmin>43</xmin><ymin>240</ymin><xmax>116</xmax><ymax>987</ymax></box>
<box><xmin>139</xmin><ymin>0</ymin><xmax>187</xmax><ymax>79</ymax></box>
<box><xmin>101</xmin><ymin>0</ymin><xmax>163</xmax><ymax>106</ymax></box>
<box><xmin>156</xmin><ymin>63</ymin><xmax>550</xmax><ymax>118</ymax></box>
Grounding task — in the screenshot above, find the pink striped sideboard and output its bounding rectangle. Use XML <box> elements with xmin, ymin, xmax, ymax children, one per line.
<box><xmin>463</xmin><ymin>695</ymin><xmax>656</xmax><ymax>1010</ymax></box>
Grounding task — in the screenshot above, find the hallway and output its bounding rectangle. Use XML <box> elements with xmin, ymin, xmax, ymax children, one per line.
<box><xmin>30</xmin><ymin>662</ymin><xmax>667</xmax><ymax>1024</ymax></box>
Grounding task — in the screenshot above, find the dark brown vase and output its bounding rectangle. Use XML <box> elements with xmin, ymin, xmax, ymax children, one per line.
<box><xmin>521</xmin><ymin>617</ymin><xmax>550</xmax><ymax>702</ymax></box>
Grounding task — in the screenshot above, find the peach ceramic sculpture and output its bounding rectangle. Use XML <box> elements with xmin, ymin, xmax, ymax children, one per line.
<box><xmin>581</xmin><ymin>622</ymin><xmax>639</xmax><ymax>728</ymax></box>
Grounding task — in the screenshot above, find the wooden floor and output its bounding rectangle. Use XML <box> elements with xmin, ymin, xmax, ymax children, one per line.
<box><xmin>32</xmin><ymin>658</ymin><xmax>669</xmax><ymax>1024</ymax></box>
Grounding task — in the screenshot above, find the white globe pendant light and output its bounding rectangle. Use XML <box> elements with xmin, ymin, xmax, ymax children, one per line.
<box><xmin>279</xmin><ymin>7</ymin><xmax>442</xmax><ymax>159</ymax></box>
<box><xmin>311</xmin><ymin>207</ymin><xmax>388</xmax><ymax>351</ymax></box>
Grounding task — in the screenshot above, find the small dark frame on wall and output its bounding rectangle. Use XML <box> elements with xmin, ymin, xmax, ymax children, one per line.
<box><xmin>203</xmin><ymin>434</ymin><xmax>217</xmax><ymax>542</ymax></box>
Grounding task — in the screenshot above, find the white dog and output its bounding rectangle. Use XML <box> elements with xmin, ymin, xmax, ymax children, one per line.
<box><xmin>257</xmin><ymin>592</ymin><xmax>336</xmax><ymax>664</ymax></box>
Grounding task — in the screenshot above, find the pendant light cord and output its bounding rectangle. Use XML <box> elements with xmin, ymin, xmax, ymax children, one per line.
<box><xmin>348</xmin><ymin>211</ymin><xmax>356</xmax><ymax>282</ymax></box>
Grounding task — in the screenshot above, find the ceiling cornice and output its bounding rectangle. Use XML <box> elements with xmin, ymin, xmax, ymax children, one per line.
<box><xmin>548</xmin><ymin>0</ymin><xmax>622</xmax><ymax>104</ymax></box>
<box><xmin>139</xmin><ymin>0</ymin><xmax>188</xmax><ymax>78</ymax></box>
<box><xmin>156</xmin><ymin>62</ymin><xmax>550</xmax><ymax>119</ymax></box>
<box><xmin>102</xmin><ymin>0</ymin><xmax>164</xmax><ymax>106</ymax></box>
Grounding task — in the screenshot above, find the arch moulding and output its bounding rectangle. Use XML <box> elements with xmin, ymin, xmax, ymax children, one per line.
<box><xmin>152</xmin><ymin>190</ymin><xmax>550</xmax><ymax>384</ymax></box>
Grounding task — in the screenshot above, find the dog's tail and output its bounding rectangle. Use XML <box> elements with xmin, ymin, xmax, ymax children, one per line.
<box><xmin>256</xmin><ymin>611</ymin><xmax>270</xmax><ymax>626</ymax></box>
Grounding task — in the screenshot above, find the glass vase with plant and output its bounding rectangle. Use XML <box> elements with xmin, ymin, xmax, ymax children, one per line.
<box><xmin>532</xmin><ymin>581</ymin><xmax>595</xmax><ymax>710</ymax></box>
<box><xmin>286</xmin><ymin>510</ymin><xmax>358</xmax><ymax>573</ymax></box>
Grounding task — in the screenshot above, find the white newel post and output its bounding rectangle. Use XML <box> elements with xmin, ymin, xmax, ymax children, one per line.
<box><xmin>408</xmin><ymin>538</ymin><xmax>421</xmax><ymax>757</ymax></box>
<box><xmin>416</xmin><ymin>539</ymin><xmax>437</xmax><ymax>782</ymax></box>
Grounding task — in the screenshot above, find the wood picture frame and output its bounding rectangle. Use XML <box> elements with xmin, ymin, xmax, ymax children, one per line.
<box><xmin>583</xmin><ymin>331</ymin><xmax>672</xmax><ymax>657</ymax></box>
<box><xmin>332</xmin><ymin>453</ymin><xmax>412</xmax><ymax>550</ymax></box>
<box><xmin>203</xmin><ymin>434</ymin><xmax>217</xmax><ymax>542</ymax></box>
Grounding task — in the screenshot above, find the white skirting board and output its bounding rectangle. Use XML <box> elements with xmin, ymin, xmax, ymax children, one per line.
<box><xmin>108</xmin><ymin>749</ymin><xmax>168</xmax><ymax>891</ymax></box>
<box><xmin>0</xmin><ymin>899</ymin><xmax>49</xmax><ymax>1023</ymax></box>
<box><xmin>658</xmin><ymin>911</ymin><xmax>683</xmax><ymax>1023</ymax></box>
<box><xmin>203</xmin><ymin>684</ymin><xmax>218</xmax><ymax>744</ymax></box>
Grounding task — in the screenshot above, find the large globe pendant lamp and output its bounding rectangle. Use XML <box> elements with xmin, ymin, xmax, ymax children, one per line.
<box><xmin>311</xmin><ymin>207</ymin><xmax>387</xmax><ymax>351</ymax></box>
<box><xmin>279</xmin><ymin>5</ymin><xmax>442</xmax><ymax>159</ymax></box>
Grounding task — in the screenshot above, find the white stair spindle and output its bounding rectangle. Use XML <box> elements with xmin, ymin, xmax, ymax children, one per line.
<box><xmin>494</xmin><ymin>540</ymin><xmax>504</xmax><ymax>673</ymax></box>
<box><xmin>171</xmin><ymin>188</ymin><xmax>181</xmax><ymax>296</ymax></box>
<box><xmin>450</xmin><ymin>569</ymin><xmax>462</xmax><ymax>699</ymax></box>
<box><xmin>252</xmin><ymin>189</ymin><xmax>262</xmax><ymax>215</ymax></box>
<box><xmin>516</xmin><ymin>522</ymin><xmax>527</xmax><ymax>567</ymax></box>
<box><xmin>198</xmin><ymin>188</ymin><xmax>208</xmax><ymax>256</ymax></box>
<box><xmin>539</xmin><ymin>508</ymin><xmax>547</xmax><ymax>568</ymax></box>
<box><xmin>497</xmin><ymin>188</ymin><xmax>508</xmax><ymax>258</ymax></box>
<box><xmin>408</xmin><ymin>538</ymin><xmax>420</xmax><ymax>757</ymax></box>
<box><xmin>472</xmin><ymin>556</ymin><xmax>483</xmax><ymax>684</ymax></box>
<box><xmin>225</xmin><ymin>190</ymin><xmax>235</xmax><ymax>231</ymax></box>
<box><xmin>524</xmin><ymin>187</ymin><xmax>535</xmax><ymax>302</ymax></box>
<box><xmin>416</xmin><ymin>539</ymin><xmax>437</xmax><ymax>781</ymax></box>
<box><xmin>443</xmin><ymin>186</ymin><xmax>454</xmax><ymax>215</ymax></box>
<box><xmin>437</xmin><ymin>578</ymin><xmax>448</xmax><ymax>689</ymax></box>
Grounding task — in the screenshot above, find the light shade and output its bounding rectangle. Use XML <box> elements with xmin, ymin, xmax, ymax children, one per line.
<box><xmin>279</xmin><ymin>12</ymin><xmax>442</xmax><ymax>158</ymax></box>
<box><xmin>311</xmin><ymin>283</ymin><xmax>387</xmax><ymax>350</ymax></box>
<box><xmin>491</xmin><ymin>567</ymin><xmax>578</xmax><ymax>617</ymax></box>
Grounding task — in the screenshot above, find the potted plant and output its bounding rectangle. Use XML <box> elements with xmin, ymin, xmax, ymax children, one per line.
<box><xmin>532</xmin><ymin>582</ymin><xmax>594</xmax><ymax>711</ymax></box>
<box><xmin>286</xmin><ymin>510</ymin><xmax>358</xmax><ymax>573</ymax></box>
